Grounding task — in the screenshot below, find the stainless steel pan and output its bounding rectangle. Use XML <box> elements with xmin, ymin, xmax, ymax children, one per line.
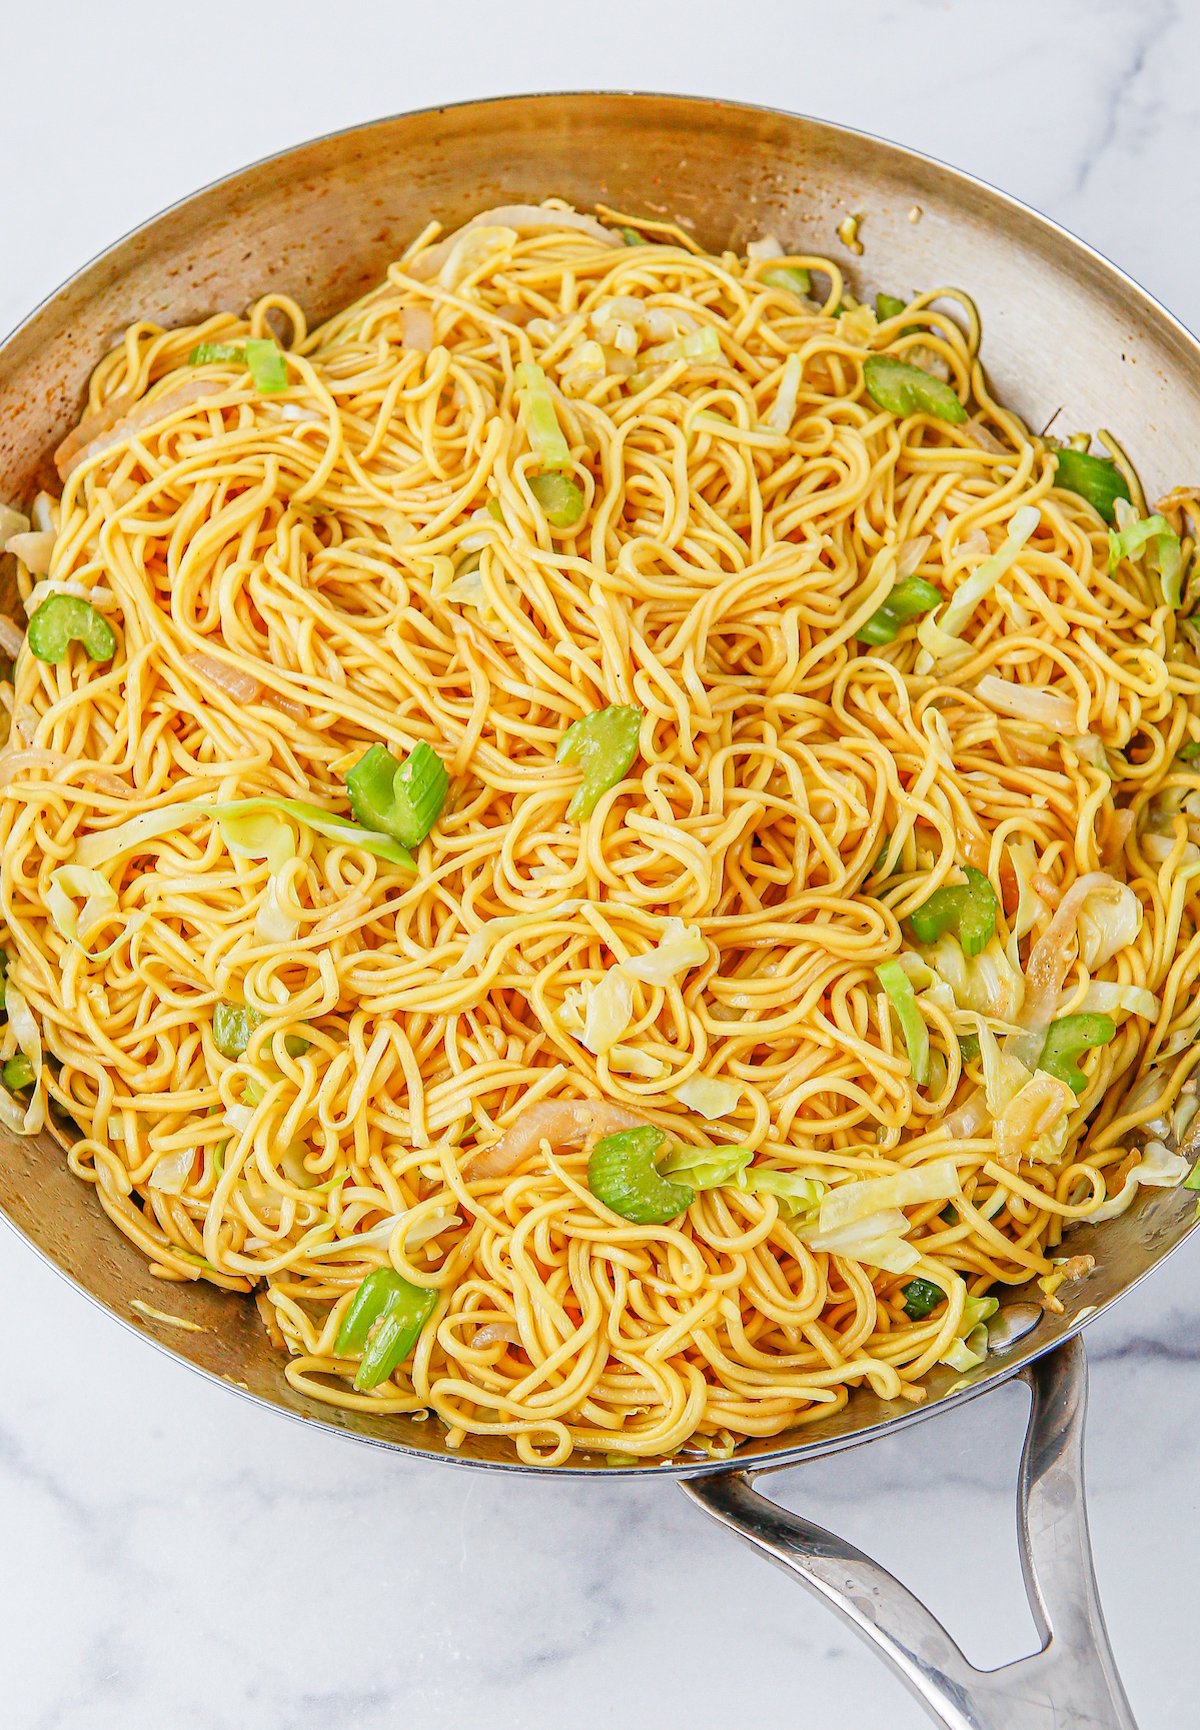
<box><xmin>1</xmin><ymin>92</ymin><xmax>1194</xmax><ymax>1729</ymax></box>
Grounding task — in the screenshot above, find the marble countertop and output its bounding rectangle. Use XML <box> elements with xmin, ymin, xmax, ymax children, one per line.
<box><xmin>2</xmin><ymin>2</ymin><xmax>1197</xmax><ymax>1724</ymax></box>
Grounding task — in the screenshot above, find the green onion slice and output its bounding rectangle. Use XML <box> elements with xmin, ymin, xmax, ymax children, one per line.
<box><xmin>344</xmin><ymin>741</ymin><xmax>448</xmax><ymax>850</ymax></box>
<box><xmin>863</xmin><ymin>355</ymin><xmax>967</xmax><ymax>424</ymax></box>
<box><xmin>587</xmin><ymin>1125</ymin><xmax>695</xmax><ymax>1224</ymax></box>
<box><xmin>857</xmin><ymin>575</ymin><xmax>942</xmax><ymax>646</ymax></box>
<box><xmin>189</xmin><ymin>338</ymin><xmax>288</xmax><ymax>393</ymax></box>
<box><xmin>1038</xmin><ymin>1013</ymin><xmax>1116</xmax><ymax>1096</ymax></box>
<box><xmin>335</xmin><ymin>1267</ymin><xmax>437</xmax><ymax>1391</ymax></box>
<box><xmin>901</xmin><ymin>1276</ymin><xmax>944</xmax><ymax>1321</ymax></box>
<box><xmin>908</xmin><ymin>866</ymin><xmax>998</xmax><ymax>958</ymax></box>
<box><xmin>875</xmin><ymin>292</ymin><xmax>907</xmax><ymax>322</ymax></box>
<box><xmin>514</xmin><ymin>361</ymin><xmax>571</xmax><ymax>471</ymax></box>
<box><xmin>760</xmin><ymin>264</ymin><xmax>813</xmax><ymax>298</ymax></box>
<box><xmin>213</xmin><ymin>1000</ymin><xmax>306</xmax><ymax>1061</ymax></box>
<box><xmin>529</xmin><ymin>472</ymin><xmax>585</xmax><ymax>528</ymax></box>
<box><xmin>27</xmin><ymin>595</ymin><xmax>116</xmax><ymax>666</ymax></box>
<box><xmin>1052</xmin><ymin>449</ymin><xmax>1131</xmax><ymax>525</ymax></box>
<box><xmin>556</xmin><ymin>704</ymin><xmax>642</xmax><ymax>821</ymax></box>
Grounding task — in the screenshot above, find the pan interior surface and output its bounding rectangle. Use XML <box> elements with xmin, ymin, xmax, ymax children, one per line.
<box><xmin>0</xmin><ymin>92</ymin><xmax>1195</xmax><ymax>1475</ymax></box>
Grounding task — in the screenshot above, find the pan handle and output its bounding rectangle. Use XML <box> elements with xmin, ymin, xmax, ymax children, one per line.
<box><xmin>680</xmin><ymin>1337</ymin><xmax>1137</xmax><ymax>1730</ymax></box>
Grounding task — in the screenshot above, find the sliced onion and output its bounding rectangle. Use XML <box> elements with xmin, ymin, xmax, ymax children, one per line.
<box><xmin>262</xmin><ymin>690</ymin><xmax>308</xmax><ymax>723</ymax></box>
<box><xmin>0</xmin><ymin>748</ymin><xmax>127</xmax><ymax>796</ymax></box>
<box><xmin>975</xmin><ymin>673</ymin><xmax>1076</xmax><ymax>731</ymax></box>
<box><xmin>963</xmin><ymin>417</ymin><xmax>1008</xmax><ymax>455</ymax></box>
<box><xmin>24</xmin><ymin>579</ymin><xmax>114</xmax><ymax>618</ymax></box>
<box><xmin>183</xmin><ymin>650</ymin><xmax>263</xmax><ymax>705</ymax></box>
<box><xmin>0</xmin><ymin>504</ymin><xmax>31</xmax><ymax>549</ymax></box>
<box><xmin>402</xmin><ymin>307</ymin><xmax>435</xmax><ymax>352</ymax></box>
<box><xmin>409</xmin><ymin>205</ymin><xmax>619</xmax><ymax>282</ymax></box>
<box><xmin>1022</xmin><ymin>872</ymin><xmax>1113</xmax><ymax>1034</ymax></box>
<box><xmin>6</xmin><ymin>531</ymin><xmax>55</xmax><ymax>576</ymax></box>
<box><xmin>0</xmin><ymin>614</ymin><xmax>24</xmax><ymax>657</ymax></box>
<box><xmin>463</xmin><ymin>1097</ymin><xmax>644</xmax><ymax>1181</ymax></box>
<box><xmin>471</xmin><ymin>1320</ymin><xmax>521</xmax><ymax>1348</ymax></box>
<box><xmin>896</xmin><ymin>535</ymin><xmax>932</xmax><ymax>578</ymax></box>
<box><xmin>149</xmin><ymin>1149</ymin><xmax>197</xmax><ymax>1194</ymax></box>
<box><xmin>55</xmin><ymin>378</ymin><xmax>229</xmax><ymax>479</ymax></box>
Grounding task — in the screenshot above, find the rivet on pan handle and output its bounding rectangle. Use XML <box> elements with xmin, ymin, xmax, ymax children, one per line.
<box><xmin>681</xmin><ymin>1337</ymin><xmax>1137</xmax><ymax>1730</ymax></box>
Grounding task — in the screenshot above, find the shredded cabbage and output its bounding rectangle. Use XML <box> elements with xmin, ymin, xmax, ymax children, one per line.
<box><xmin>817</xmin><ymin>1159</ymin><xmax>960</xmax><ymax>1233</ymax></box>
<box><xmin>1089</xmin><ymin>1139</ymin><xmax>1189</xmax><ymax>1221</ymax></box>
<box><xmin>607</xmin><ymin>1045</ymin><xmax>668</xmax><ymax>1078</ymax></box>
<box><xmin>149</xmin><ymin>1149</ymin><xmax>196</xmax><ymax>1194</ymax></box>
<box><xmin>767</xmin><ymin>353</ymin><xmax>802</xmax><ymax>434</ymax></box>
<box><xmin>922</xmin><ymin>934</ymin><xmax>1025</xmax><ymax>1022</ymax></box>
<box><xmin>0</xmin><ymin>983</ymin><xmax>44</xmax><ymax>1137</ymax></box>
<box><xmin>582</xmin><ymin>968</ymin><xmax>634</xmax><ymax>1056</ymax></box>
<box><xmin>1073</xmin><ymin>981</ymin><xmax>1160</xmax><ymax>1022</ymax></box>
<box><xmin>75</xmin><ymin>796</ymin><xmax>414</xmax><ymax>873</ymax></box>
<box><xmin>916</xmin><ymin>506</ymin><xmax>1040</xmax><ymax>667</ymax></box>
<box><xmin>673</xmin><ymin>1075</ymin><xmax>741</xmax><ymax>1118</ymax></box>
<box><xmin>798</xmin><ymin>1207</ymin><xmax>921</xmax><ymax>1274</ymax></box>
<box><xmin>660</xmin><ymin>1144</ymin><xmax>752</xmax><ymax>1189</ymax></box>
<box><xmin>974</xmin><ymin>673</ymin><xmax>1076</xmax><ymax>731</ymax></box>
<box><xmin>46</xmin><ymin>865</ymin><xmax>122</xmax><ymax>959</ymax></box>
<box><xmin>1077</xmin><ymin>880</ymin><xmax>1142</xmax><ymax>970</ymax></box>
<box><xmin>622</xmin><ymin>916</ymin><xmax>708</xmax><ymax>985</ymax></box>
<box><xmin>737</xmin><ymin>1167</ymin><xmax>825</xmax><ymax>1217</ymax></box>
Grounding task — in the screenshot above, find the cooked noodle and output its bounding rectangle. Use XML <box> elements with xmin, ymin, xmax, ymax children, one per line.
<box><xmin>2</xmin><ymin>201</ymin><xmax>1199</xmax><ymax>1465</ymax></box>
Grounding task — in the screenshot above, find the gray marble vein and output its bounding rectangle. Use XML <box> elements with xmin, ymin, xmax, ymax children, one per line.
<box><xmin>2</xmin><ymin>3</ymin><xmax>1199</xmax><ymax>1726</ymax></box>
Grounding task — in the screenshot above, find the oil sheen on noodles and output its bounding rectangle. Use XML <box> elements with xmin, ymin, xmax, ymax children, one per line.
<box><xmin>1</xmin><ymin>202</ymin><xmax>1199</xmax><ymax>1467</ymax></box>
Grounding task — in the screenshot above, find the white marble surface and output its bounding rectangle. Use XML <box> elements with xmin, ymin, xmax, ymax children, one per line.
<box><xmin>2</xmin><ymin>2</ymin><xmax>1198</xmax><ymax>1724</ymax></box>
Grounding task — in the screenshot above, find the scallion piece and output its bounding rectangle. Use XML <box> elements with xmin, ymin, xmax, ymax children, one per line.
<box><xmin>1108</xmin><ymin>512</ymin><xmax>1184</xmax><ymax>608</ymax></box>
<box><xmin>26</xmin><ymin>595</ymin><xmax>116</xmax><ymax>666</ymax></box>
<box><xmin>213</xmin><ymin>1000</ymin><xmax>306</xmax><ymax>1061</ymax></box>
<box><xmin>1038</xmin><ymin>1013</ymin><xmax>1116</xmax><ymax>1096</ymax></box>
<box><xmin>863</xmin><ymin>355</ymin><xmax>967</xmax><ymax>425</ymax></box>
<box><xmin>856</xmin><ymin>575</ymin><xmax>942</xmax><ymax>645</ymax></box>
<box><xmin>621</xmin><ymin>226</ymin><xmax>649</xmax><ymax>246</ymax></box>
<box><xmin>908</xmin><ymin>866</ymin><xmax>998</xmax><ymax>958</ymax></box>
<box><xmin>2</xmin><ymin>1053</ymin><xmax>34</xmax><ymax>1091</ymax></box>
<box><xmin>587</xmin><ymin>1125</ymin><xmax>695</xmax><ymax>1224</ymax></box>
<box><xmin>875</xmin><ymin>958</ymin><xmax>930</xmax><ymax>1085</ymax></box>
<box><xmin>335</xmin><ymin>1267</ymin><xmax>437</xmax><ymax>1390</ymax></box>
<box><xmin>875</xmin><ymin>292</ymin><xmax>907</xmax><ymax>321</ymax></box>
<box><xmin>244</xmin><ymin>338</ymin><xmax>288</xmax><ymax>394</ymax></box>
<box><xmin>514</xmin><ymin>361</ymin><xmax>571</xmax><ymax>471</ymax></box>
<box><xmin>529</xmin><ymin>472</ymin><xmax>585</xmax><ymax>528</ymax></box>
<box><xmin>189</xmin><ymin>338</ymin><xmax>287</xmax><ymax>393</ymax></box>
<box><xmin>344</xmin><ymin>741</ymin><xmax>448</xmax><ymax>850</ymax></box>
<box><xmin>188</xmin><ymin>341</ymin><xmax>246</xmax><ymax>365</ymax></box>
<box><xmin>1179</xmin><ymin>740</ymin><xmax>1200</xmax><ymax>762</ymax></box>
<box><xmin>901</xmin><ymin>1276</ymin><xmax>943</xmax><ymax>1321</ymax></box>
<box><xmin>556</xmin><ymin>704</ymin><xmax>642</xmax><ymax>820</ymax></box>
<box><xmin>1052</xmin><ymin>449</ymin><xmax>1130</xmax><ymax>525</ymax></box>
<box><xmin>760</xmin><ymin>264</ymin><xmax>813</xmax><ymax>297</ymax></box>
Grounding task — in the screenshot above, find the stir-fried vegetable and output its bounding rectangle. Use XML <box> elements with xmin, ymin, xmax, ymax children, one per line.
<box><xmin>916</xmin><ymin>506</ymin><xmax>1041</xmax><ymax>664</ymax></box>
<box><xmin>660</xmin><ymin>1143</ymin><xmax>752</xmax><ymax>1189</ymax></box>
<box><xmin>863</xmin><ymin>355</ymin><xmax>967</xmax><ymax>424</ymax></box>
<box><xmin>909</xmin><ymin>866</ymin><xmax>999</xmax><ymax>958</ymax></box>
<box><xmin>1108</xmin><ymin>509</ymin><xmax>1184</xmax><ymax>608</ymax></box>
<box><xmin>901</xmin><ymin>1276</ymin><xmax>944</xmax><ymax>1320</ymax></box>
<box><xmin>529</xmin><ymin>472</ymin><xmax>585</xmax><ymax>528</ymax></box>
<box><xmin>2</xmin><ymin>1054</ymin><xmax>33</xmax><ymax>1091</ymax></box>
<box><xmin>857</xmin><ymin>575</ymin><xmax>942</xmax><ymax>645</ymax></box>
<box><xmin>335</xmin><ymin>1267</ymin><xmax>437</xmax><ymax>1390</ymax></box>
<box><xmin>213</xmin><ymin>1000</ymin><xmax>306</xmax><ymax>1061</ymax></box>
<box><xmin>190</xmin><ymin>337</ymin><xmax>288</xmax><ymax>393</ymax></box>
<box><xmin>514</xmin><ymin>362</ymin><xmax>571</xmax><ymax>470</ymax></box>
<box><xmin>1038</xmin><ymin>1013</ymin><xmax>1116</xmax><ymax>1095</ymax></box>
<box><xmin>875</xmin><ymin>959</ymin><xmax>930</xmax><ymax>1085</ymax></box>
<box><xmin>345</xmin><ymin>741</ymin><xmax>448</xmax><ymax>850</ymax></box>
<box><xmin>557</xmin><ymin>704</ymin><xmax>642</xmax><ymax>820</ymax></box>
<box><xmin>621</xmin><ymin>226</ymin><xmax>649</xmax><ymax>246</ymax></box>
<box><xmin>875</xmin><ymin>292</ymin><xmax>907</xmax><ymax>321</ymax></box>
<box><xmin>1052</xmin><ymin>449</ymin><xmax>1130</xmax><ymax>524</ymax></box>
<box><xmin>587</xmin><ymin>1125</ymin><xmax>695</xmax><ymax>1223</ymax></box>
<box><xmin>760</xmin><ymin>264</ymin><xmax>813</xmax><ymax>298</ymax></box>
<box><xmin>737</xmin><ymin>1167</ymin><xmax>824</xmax><ymax>1217</ymax></box>
<box><xmin>27</xmin><ymin>595</ymin><xmax>115</xmax><ymax>665</ymax></box>
<box><xmin>74</xmin><ymin>795</ymin><xmax>414</xmax><ymax>873</ymax></box>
